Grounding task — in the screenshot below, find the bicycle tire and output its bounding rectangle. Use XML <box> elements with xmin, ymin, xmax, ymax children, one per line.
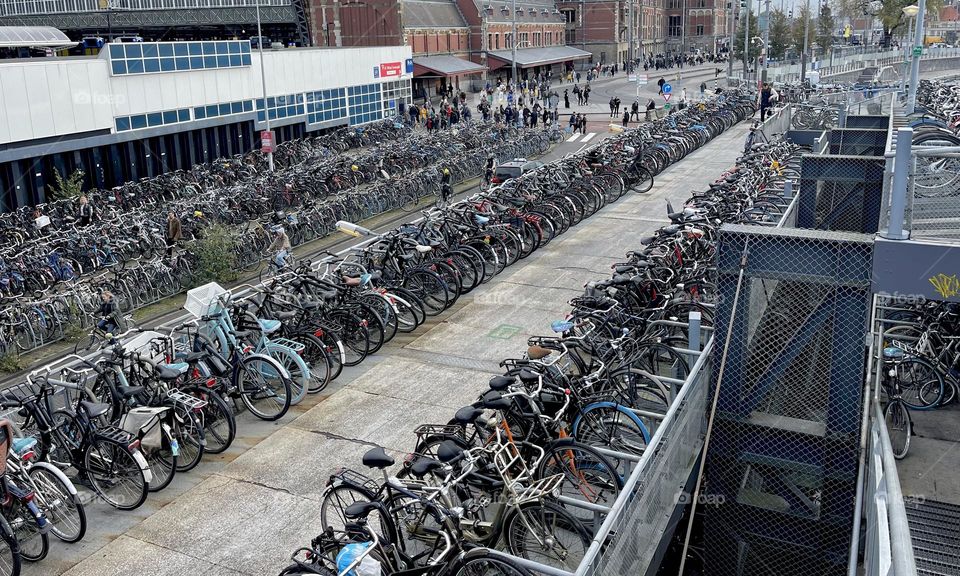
<box><xmin>535</xmin><ymin>441</ymin><xmax>623</xmax><ymax>522</ymax></box>
<box><xmin>884</xmin><ymin>400</ymin><xmax>912</xmax><ymax>459</ymax></box>
<box><xmin>503</xmin><ymin>499</ymin><xmax>590</xmax><ymax>572</ymax></box>
<box><xmin>238</xmin><ymin>355</ymin><xmax>292</xmax><ymax>421</ymax></box>
<box><xmin>27</xmin><ymin>465</ymin><xmax>86</xmax><ymax>543</ymax></box>
<box><xmin>181</xmin><ymin>385</ymin><xmax>237</xmax><ymax>454</ymax></box>
<box><xmin>84</xmin><ymin>436</ymin><xmax>149</xmax><ymax>510</ymax></box>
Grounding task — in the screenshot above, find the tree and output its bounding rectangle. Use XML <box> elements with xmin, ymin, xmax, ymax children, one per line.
<box><xmin>791</xmin><ymin>4</ymin><xmax>817</xmax><ymax>54</ymax></box>
<box><xmin>769</xmin><ymin>9</ymin><xmax>791</xmax><ymax>60</ymax></box>
<box><xmin>817</xmin><ymin>3</ymin><xmax>836</xmax><ymax>52</ymax></box>
<box><xmin>834</xmin><ymin>0</ymin><xmax>942</xmax><ymax>47</ymax></box>
<box><xmin>50</xmin><ymin>168</ymin><xmax>85</xmax><ymax>200</ymax></box>
<box><xmin>734</xmin><ymin>11</ymin><xmax>761</xmax><ymax>64</ymax></box>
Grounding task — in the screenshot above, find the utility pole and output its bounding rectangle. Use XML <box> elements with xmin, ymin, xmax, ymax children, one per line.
<box><xmin>727</xmin><ymin>0</ymin><xmax>735</xmax><ymax>78</ymax></box>
<box><xmin>511</xmin><ymin>0</ymin><xmax>518</xmax><ymax>85</ymax></box>
<box><xmin>800</xmin><ymin>0</ymin><xmax>810</xmax><ymax>83</ymax></box>
<box><xmin>628</xmin><ymin>0</ymin><xmax>635</xmax><ymax>71</ymax></box>
<box><xmin>681</xmin><ymin>0</ymin><xmax>687</xmax><ymax>56</ymax></box>
<box><xmin>907</xmin><ymin>0</ymin><xmax>926</xmax><ymax>113</ymax></box>
<box><xmin>255</xmin><ymin>0</ymin><xmax>274</xmax><ymax>171</ymax></box>
<box><xmin>762</xmin><ymin>0</ymin><xmax>770</xmax><ymax>79</ymax></box>
<box><xmin>744</xmin><ymin>0</ymin><xmax>751</xmax><ymax>80</ymax></box>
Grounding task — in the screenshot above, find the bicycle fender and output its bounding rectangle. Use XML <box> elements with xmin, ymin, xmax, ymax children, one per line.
<box><xmin>546</xmin><ymin>437</ymin><xmax>578</xmax><ymax>449</ymax></box>
<box><xmin>573</xmin><ymin>401</ymin><xmax>651</xmax><ymax>443</ymax></box>
<box><xmin>28</xmin><ymin>462</ymin><xmax>79</xmax><ymax>496</ymax></box>
<box><xmin>263</xmin><ymin>343</ymin><xmax>311</xmax><ymax>380</ymax></box>
<box><xmin>245</xmin><ymin>352</ymin><xmax>292</xmax><ymax>379</ymax></box>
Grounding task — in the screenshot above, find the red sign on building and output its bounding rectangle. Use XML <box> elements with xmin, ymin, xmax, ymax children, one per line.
<box><xmin>380</xmin><ymin>62</ymin><xmax>402</xmax><ymax>77</ymax></box>
<box><xmin>261</xmin><ymin>130</ymin><xmax>275</xmax><ymax>154</ymax></box>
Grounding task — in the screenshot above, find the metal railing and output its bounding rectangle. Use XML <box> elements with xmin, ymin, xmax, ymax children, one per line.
<box><xmin>738</xmin><ymin>47</ymin><xmax>960</xmax><ymax>84</ymax></box>
<box><xmin>574</xmin><ymin>334</ymin><xmax>713</xmax><ymax>576</ymax></box>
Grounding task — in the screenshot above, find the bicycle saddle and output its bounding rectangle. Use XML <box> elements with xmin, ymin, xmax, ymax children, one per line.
<box><xmin>488</xmin><ymin>375</ymin><xmax>515</xmax><ymax>391</ymax></box>
<box><xmin>518</xmin><ymin>369</ymin><xmax>540</xmax><ymax>384</ymax></box>
<box><xmin>454</xmin><ymin>405</ymin><xmax>482</xmax><ymax>424</ymax></box>
<box><xmin>639</xmin><ymin>236</ymin><xmax>657</xmax><ymax>245</ymax></box>
<box><xmin>527</xmin><ymin>345</ymin><xmax>552</xmax><ymax>360</ymax></box>
<box><xmin>614</xmin><ymin>265</ymin><xmax>635</xmax><ymax>274</ymax></box>
<box><xmin>480</xmin><ymin>391</ymin><xmax>512</xmax><ymax>410</ymax></box>
<box><xmin>273</xmin><ymin>310</ymin><xmax>298</xmax><ymax>321</ymax></box>
<box><xmin>118</xmin><ymin>385</ymin><xmax>145</xmax><ymax>398</ymax></box>
<box><xmin>157</xmin><ymin>362</ymin><xmax>189</xmax><ymax>380</ymax></box>
<box><xmin>361</xmin><ymin>446</ymin><xmax>395</xmax><ymax>469</ymax></box>
<box><xmin>436</xmin><ymin>440</ymin><xmax>463</xmax><ymax>463</ymax></box>
<box><xmin>551</xmin><ymin>320</ymin><xmax>574</xmax><ymax>333</ymax></box>
<box><xmin>409</xmin><ymin>457</ymin><xmax>444</xmax><ymax>478</ymax></box>
<box><xmin>343</xmin><ymin>501</ymin><xmax>380</xmax><ymax>520</ymax></box>
<box><xmin>342</xmin><ymin>276</ymin><xmax>361</xmax><ymax>287</ymax></box>
<box><xmin>258</xmin><ymin>319</ymin><xmax>282</xmax><ymax>335</ymax></box>
<box><xmin>79</xmin><ymin>401</ymin><xmax>111</xmax><ymax>419</ymax></box>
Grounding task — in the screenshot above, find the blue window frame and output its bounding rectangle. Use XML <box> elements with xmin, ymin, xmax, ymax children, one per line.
<box><xmin>174</xmin><ymin>43</ymin><xmax>188</xmax><ymax>56</ymax></box>
<box><xmin>194</xmin><ymin>107</ymin><xmax>206</xmax><ymax>120</ymax></box>
<box><xmin>109</xmin><ymin>44</ymin><xmax>124</xmax><ymax>59</ymax></box>
<box><xmin>127</xmin><ymin>60</ymin><xmax>144</xmax><ymax>74</ymax></box>
<box><xmin>159</xmin><ymin>43</ymin><xmax>174</xmax><ymax>57</ymax></box>
<box><xmin>217</xmin><ymin>55</ymin><xmax>229</xmax><ymax>68</ymax></box>
<box><xmin>206</xmin><ymin>105</ymin><xmax>218</xmax><ymax>117</ymax></box>
<box><xmin>144</xmin><ymin>59</ymin><xmax>160</xmax><ymax>73</ymax></box>
<box><xmin>241</xmin><ymin>54</ymin><xmax>252</xmax><ymax>66</ymax></box>
<box><xmin>241</xmin><ymin>42</ymin><xmax>251</xmax><ymax>53</ymax></box>
<box><xmin>176</xmin><ymin>57</ymin><xmax>190</xmax><ymax>70</ymax></box>
<box><xmin>142</xmin><ymin>44</ymin><xmax>158</xmax><ymax>58</ymax></box>
<box><xmin>178</xmin><ymin>109</ymin><xmax>190</xmax><ymax>122</ymax></box>
<box><xmin>203</xmin><ymin>42</ymin><xmax>216</xmax><ymax>55</ymax></box>
<box><xmin>229</xmin><ymin>55</ymin><xmax>241</xmax><ymax>67</ymax></box>
<box><xmin>147</xmin><ymin>112</ymin><xmax>162</xmax><ymax>127</ymax></box>
<box><xmin>231</xmin><ymin>102</ymin><xmax>243</xmax><ymax>114</ymax></box>
<box><xmin>242</xmin><ymin>100</ymin><xmax>253</xmax><ymax>112</ymax></box>
<box><xmin>115</xmin><ymin>117</ymin><xmax>130</xmax><ymax>131</ymax></box>
<box><xmin>111</xmin><ymin>60</ymin><xmax>126</xmax><ymax>75</ymax></box>
<box><xmin>130</xmin><ymin>115</ymin><xmax>147</xmax><ymax>129</ymax></box>
<box><xmin>204</xmin><ymin>56</ymin><xmax>216</xmax><ymax>68</ymax></box>
<box><xmin>160</xmin><ymin>58</ymin><xmax>175</xmax><ymax>72</ymax></box>
<box><xmin>162</xmin><ymin>110</ymin><xmax>177</xmax><ymax>124</ymax></box>
<box><xmin>124</xmin><ymin>44</ymin><xmax>142</xmax><ymax>58</ymax></box>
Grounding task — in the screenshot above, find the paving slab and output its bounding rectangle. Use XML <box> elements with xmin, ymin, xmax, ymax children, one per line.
<box><xmin>345</xmin><ymin>355</ymin><xmax>489</xmax><ymax>410</ymax></box>
<box><xmin>897</xmin><ymin>435</ymin><xmax>960</xmax><ymax>507</ymax></box>
<box><xmin>127</xmin><ymin>474</ymin><xmax>325</xmax><ymax>576</ymax></box>
<box><xmin>60</xmin><ymin>535</ymin><xmax>233</xmax><ymax>576</ymax></box>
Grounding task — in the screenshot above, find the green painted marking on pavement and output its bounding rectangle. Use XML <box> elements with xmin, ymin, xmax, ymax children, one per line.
<box><xmin>487</xmin><ymin>324</ymin><xmax>522</xmax><ymax>339</ymax></box>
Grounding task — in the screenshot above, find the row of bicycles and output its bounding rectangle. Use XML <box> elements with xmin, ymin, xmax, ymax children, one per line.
<box><xmin>879</xmin><ymin>299</ymin><xmax>960</xmax><ymax>459</ymax></box>
<box><xmin>0</xmin><ymin>122</ymin><xmax>552</xmax><ymax>357</ymax></box>
<box><xmin>277</xmin><ymin>104</ymin><xmax>820</xmax><ymax>576</ymax></box>
<box><xmin>909</xmin><ymin>79</ymin><xmax>960</xmax><ymax>199</ymax></box>
<box><xmin>0</xmin><ymin>90</ymin><xmax>760</xmax><ymax>576</ymax></box>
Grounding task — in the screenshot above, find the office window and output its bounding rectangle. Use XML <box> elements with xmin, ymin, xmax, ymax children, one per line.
<box><xmin>107</xmin><ymin>40</ymin><xmax>252</xmax><ymax>76</ymax></box>
<box><xmin>696</xmin><ymin>24</ymin><xmax>704</xmax><ymax>35</ymax></box>
<box><xmin>668</xmin><ymin>15</ymin><xmax>682</xmax><ymax>36</ymax></box>
<box><xmin>193</xmin><ymin>99</ymin><xmax>255</xmax><ymax>121</ymax></box>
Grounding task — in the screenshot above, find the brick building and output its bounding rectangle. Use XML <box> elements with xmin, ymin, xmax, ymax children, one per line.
<box><xmin>556</xmin><ymin>0</ymin><xmax>666</xmax><ymax>64</ymax></box>
<box><xmin>665</xmin><ymin>0</ymin><xmax>728</xmax><ymax>54</ymax></box>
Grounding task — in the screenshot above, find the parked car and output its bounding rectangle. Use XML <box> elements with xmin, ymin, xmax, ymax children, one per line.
<box><xmin>491</xmin><ymin>158</ymin><xmax>544</xmax><ymax>185</ymax></box>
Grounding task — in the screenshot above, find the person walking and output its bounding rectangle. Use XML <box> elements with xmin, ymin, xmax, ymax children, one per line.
<box><xmin>657</xmin><ymin>77</ymin><xmax>666</xmax><ymax>95</ymax></box>
<box><xmin>439</xmin><ymin>168</ymin><xmax>453</xmax><ymax>207</ymax></box>
<box><xmin>631</xmin><ymin>99</ymin><xmax>640</xmax><ymax>122</ymax></box>
<box><xmin>699</xmin><ymin>81</ymin><xmax>707</xmax><ymax>99</ymax></box>
<box><xmin>77</xmin><ymin>195</ymin><xmax>94</xmax><ymax>227</ymax></box>
<box><xmin>758</xmin><ymin>82</ymin><xmax>773</xmax><ymax>122</ymax></box>
<box><xmin>165</xmin><ymin>211</ymin><xmax>182</xmax><ymax>258</ymax></box>
<box><xmin>614</xmin><ymin>97</ymin><xmax>621</xmax><ymax>116</ymax></box>
<box><xmin>563</xmin><ymin>89</ymin><xmax>570</xmax><ymax>109</ymax></box>
<box><xmin>97</xmin><ymin>290</ymin><xmax>122</xmax><ymax>336</ymax></box>
<box><xmin>622</xmin><ymin>110</ymin><xmax>630</xmax><ymax>128</ymax></box>
<box><xmin>609</xmin><ymin>97</ymin><xmax>616</xmax><ymax>118</ymax></box>
<box><xmin>646</xmin><ymin>98</ymin><xmax>656</xmax><ymax>121</ymax></box>
<box><xmin>583</xmin><ymin>85</ymin><xmax>591</xmax><ymax>105</ymax></box>
<box><xmin>579</xmin><ymin>113</ymin><xmax>588</xmax><ymax>135</ymax></box>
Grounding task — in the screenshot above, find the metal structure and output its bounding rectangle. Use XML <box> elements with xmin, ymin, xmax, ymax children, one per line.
<box><xmin>704</xmin><ymin>223</ymin><xmax>874</xmax><ymax>576</ymax></box>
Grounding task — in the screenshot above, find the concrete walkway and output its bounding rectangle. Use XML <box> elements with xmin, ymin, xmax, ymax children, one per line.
<box><xmin>29</xmin><ymin>121</ymin><xmax>753</xmax><ymax>576</ymax></box>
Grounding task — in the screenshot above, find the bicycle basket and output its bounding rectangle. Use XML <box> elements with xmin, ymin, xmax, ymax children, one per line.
<box><xmin>184</xmin><ymin>282</ymin><xmax>230</xmax><ymax>319</ymax></box>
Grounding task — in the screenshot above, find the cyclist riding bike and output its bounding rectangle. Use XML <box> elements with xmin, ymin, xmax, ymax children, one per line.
<box><xmin>439</xmin><ymin>167</ymin><xmax>453</xmax><ymax>208</ymax></box>
<box><xmin>482</xmin><ymin>154</ymin><xmax>497</xmax><ymax>189</ymax></box>
<box><xmin>267</xmin><ymin>225</ymin><xmax>292</xmax><ymax>270</ymax></box>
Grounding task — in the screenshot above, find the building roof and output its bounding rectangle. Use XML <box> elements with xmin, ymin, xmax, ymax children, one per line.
<box><xmin>488</xmin><ymin>45</ymin><xmax>591</xmax><ymax>67</ymax></box>
<box><xmin>413</xmin><ymin>54</ymin><xmax>486</xmax><ymax>76</ymax></box>
<box><xmin>469</xmin><ymin>0</ymin><xmax>566</xmax><ymax>23</ymax></box>
<box><xmin>403</xmin><ymin>0</ymin><xmax>468</xmax><ymax>28</ymax></box>
<box><xmin>0</xmin><ymin>26</ymin><xmax>75</xmax><ymax>49</ymax></box>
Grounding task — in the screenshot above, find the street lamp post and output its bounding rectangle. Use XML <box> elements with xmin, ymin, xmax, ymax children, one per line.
<box><xmin>511</xmin><ymin>0</ymin><xmax>518</xmax><ymax>85</ymax></box>
<box><xmin>800</xmin><ymin>0</ymin><xmax>810</xmax><ymax>83</ymax></box>
<box><xmin>255</xmin><ymin>0</ymin><xmax>274</xmax><ymax>171</ymax></box>
<box><xmin>907</xmin><ymin>0</ymin><xmax>924</xmax><ymax>112</ymax></box>
<box><xmin>901</xmin><ymin>4</ymin><xmax>918</xmax><ymax>94</ymax></box>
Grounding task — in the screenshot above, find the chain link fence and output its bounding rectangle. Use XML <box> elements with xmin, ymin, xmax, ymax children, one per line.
<box><xmin>907</xmin><ymin>148</ymin><xmax>960</xmax><ymax>240</ymax></box>
<box><xmin>797</xmin><ymin>155</ymin><xmax>886</xmax><ymax>233</ymax></box>
<box><xmin>704</xmin><ymin>224</ymin><xmax>874</xmax><ymax>576</ymax></box>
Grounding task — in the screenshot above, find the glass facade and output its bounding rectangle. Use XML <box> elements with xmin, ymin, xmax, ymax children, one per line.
<box><xmin>108</xmin><ymin>41</ymin><xmax>251</xmax><ymax>76</ymax></box>
<box><xmin>306</xmin><ymin>88</ymin><xmax>347</xmax><ymax>125</ymax></box>
<box><xmin>115</xmin><ymin>107</ymin><xmax>191</xmax><ymax>132</ymax></box>
<box><xmin>194</xmin><ymin>99</ymin><xmax>254</xmax><ymax>121</ymax></box>
<box><xmin>347</xmin><ymin>83</ymin><xmax>383</xmax><ymax>126</ymax></box>
<box><xmin>256</xmin><ymin>94</ymin><xmax>306</xmax><ymax>122</ymax></box>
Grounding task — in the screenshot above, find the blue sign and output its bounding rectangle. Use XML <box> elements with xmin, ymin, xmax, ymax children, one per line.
<box><xmin>373</xmin><ymin>66</ymin><xmax>380</xmax><ymax>78</ymax></box>
<box><xmin>663</xmin><ymin>83</ymin><xmax>672</xmax><ymax>94</ymax></box>
<box><xmin>405</xmin><ymin>58</ymin><xmax>414</xmax><ymax>73</ymax></box>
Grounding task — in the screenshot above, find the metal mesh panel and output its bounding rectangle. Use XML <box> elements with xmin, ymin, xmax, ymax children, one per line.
<box><xmin>575</xmin><ymin>342</ymin><xmax>712</xmax><ymax>576</ymax></box>
<box><xmin>797</xmin><ymin>155</ymin><xmax>886</xmax><ymax>233</ymax></box>
<box><xmin>908</xmin><ymin>150</ymin><xmax>960</xmax><ymax>240</ymax></box>
<box><xmin>704</xmin><ymin>225</ymin><xmax>874</xmax><ymax>576</ymax></box>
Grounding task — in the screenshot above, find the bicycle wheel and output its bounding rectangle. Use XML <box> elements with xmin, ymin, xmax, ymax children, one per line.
<box><xmin>535</xmin><ymin>442</ymin><xmax>623</xmax><ymax>521</ymax></box>
<box><xmin>28</xmin><ymin>465</ymin><xmax>86</xmax><ymax>543</ymax></box>
<box><xmin>450</xmin><ymin>550</ymin><xmax>532</xmax><ymax>575</ymax></box>
<box><xmin>503</xmin><ymin>500</ymin><xmax>590</xmax><ymax>572</ymax></box>
<box><xmin>896</xmin><ymin>357</ymin><xmax>945</xmax><ymax>410</ymax></box>
<box><xmin>143</xmin><ymin>441</ymin><xmax>177</xmax><ymax>492</ymax></box>
<box><xmin>0</xmin><ymin>517</ymin><xmax>20</xmax><ymax>576</ymax></box>
<box><xmin>319</xmin><ymin>484</ymin><xmax>381</xmax><ymax>534</ymax></box>
<box><xmin>84</xmin><ymin>437</ymin><xmax>149</xmax><ymax>510</ymax></box>
<box><xmin>287</xmin><ymin>333</ymin><xmax>333</xmax><ymax>394</ymax></box>
<box><xmin>327</xmin><ymin>309</ymin><xmax>370</xmax><ymax>367</ymax></box>
<box><xmin>633</xmin><ymin>166</ymin><xmax>654</xmax><ymax>193</ymax></box>
<box><xmin>402</xmin><ymin>269</ymin><xmax>450</xmax><ymax>316</ymax></box>
<box><xmin>884</xmin><ymin>400</ymin><xmax>912</xmax><ymax>460</ymax></box>
<box><xmin>574</xmin><ymin>404</ymin><xmax>650</xmax><ymax>456</ymax></box>
<box><xmin>238</xmin><ymin>355</ymin><xmax>292</xmax><ymax>421</ymax></box>
<box><xmin>5</xmin><ymin>506</ymin><xmax>47</xmax><ymax>562</ymax></box>
<box><xmin>181</xmin><ymin>386</ymin><xmax>236</xmax><ymax>454</ymax></box>
<box><xmin>267</xmin><ymin>345</ymin><xmax>309</xmax><ymax>405</ymax></box>
<box><xmin>173</xmin><ymin>407</ymin><xmax>205</xmax><ymax>472</ymax></box>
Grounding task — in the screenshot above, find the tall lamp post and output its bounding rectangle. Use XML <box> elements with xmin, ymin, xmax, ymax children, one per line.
<box><xmin>511</xmin><ymin>0</ymin><xmax>518</xmax><ymax>85</ymax></box>
<box><xmin>901</xmin><ymin>4</ymin><xmax>919</xmax><ymax>94</ymax></box>
<box><xmin>906</xmin><ymin>1</ymin><xmax>925</xmax><ymax>112</ymax></box>
<box><xmin>255</xmin><ymin>0</ymin><xmax>274</xmax><ymax>171</ymax></box>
